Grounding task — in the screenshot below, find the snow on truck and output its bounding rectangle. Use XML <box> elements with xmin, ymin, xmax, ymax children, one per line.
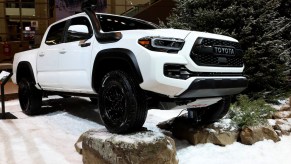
<box><xmin>12</xmin><ymin>3</ymin><xmax>247</xmax><ymax>133</ymax></box>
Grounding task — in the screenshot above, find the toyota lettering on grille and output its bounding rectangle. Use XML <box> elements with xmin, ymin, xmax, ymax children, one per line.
<box><xmin>213</xmin><ymin>46</ymin><xmax>235</xmax><ymax>55</ymax></box>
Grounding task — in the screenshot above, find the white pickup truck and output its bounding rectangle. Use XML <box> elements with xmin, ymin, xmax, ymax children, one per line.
<box><xmin>12</xmin><ymin>6</ymin><xmax>247</xmax><ymax>133</ymax></box>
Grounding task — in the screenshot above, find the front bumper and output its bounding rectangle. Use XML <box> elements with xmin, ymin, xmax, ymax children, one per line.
<box><xmin>177</xmin><ymin>77</ymin><xmax>248</xmax><ymax>98</ymax></box>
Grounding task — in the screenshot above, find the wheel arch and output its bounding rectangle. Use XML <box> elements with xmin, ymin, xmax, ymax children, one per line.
<box><xmin>16</xmin><ymin>61</ymin><xmax>36</xmax><ymax>84</ymax></box>
<box><xmin>91</xmin><ymin>48</ymin><xmax>143</xmax><ymax>92</ymax></box>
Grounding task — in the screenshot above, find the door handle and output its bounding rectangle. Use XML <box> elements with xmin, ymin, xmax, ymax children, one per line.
<box><xmin>59</xmin><ymin>49</ymin><xmax>66</xmax><ymax>54</ymax></box>
<box><xmin>79</xmin><ymin>42</ymin><xmax>91</xmax><ymax>47</ymax></box>
<box><xmin>39</xmin><ymin>53</ymin><xmax>45</xmax><ymax>57</ymax></box>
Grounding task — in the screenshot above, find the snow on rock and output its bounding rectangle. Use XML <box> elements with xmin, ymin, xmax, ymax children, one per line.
<box><xmin>272</xmin><ymin>98</ymin><xmax>290</xmax><ymax>110</ymax></box>
<box><xmin>78</xmin><ymin>129</ymin><xmax>178</xmax><ymax>164</ymax></box>
<box><xmin>213</xmin><ymin>119</ymin><xmax>238</xmax><ymax>132</ymax></box>
<box><xmin>158</xmin><ymin>116</ymin><xmax>239</xmax><ymax>146</ymax></box>
<box><xmin>272</xmin><ymin>119</ymin><xmax>291</xmax><ymax>135</ymax></box>
<box><xmin>273</xmin><ymin>111</ymin><xmax>291</xmax><ymax>119</ymax></box>
<box><xmin>268</xmin><ymin>119</ymin><xmax>277</xmax><ymax>126</ymax></box>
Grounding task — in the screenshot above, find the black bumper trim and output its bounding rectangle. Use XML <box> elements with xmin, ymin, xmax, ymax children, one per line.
<box><xmin>177</xmin><ymin>77</ymin><xmax>248</xmax><ymax>98</ymax></box>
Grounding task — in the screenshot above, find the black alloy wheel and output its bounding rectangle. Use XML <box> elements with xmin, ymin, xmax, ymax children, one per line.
<box><xmin>18</xmin><ymin>78</ymin><xmax>42</xmax><ymax>115</ymax></box>
<box><xmin>99</xmin><ymin>70</ymin><xmax>147</xmax><ymax>134</ymax></box>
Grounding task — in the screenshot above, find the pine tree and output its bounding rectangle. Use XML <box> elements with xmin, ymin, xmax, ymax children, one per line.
<box><xmin>165</xmin><ymin>0</ymin><xmax>291</xmax><ymax>97</ymax></box>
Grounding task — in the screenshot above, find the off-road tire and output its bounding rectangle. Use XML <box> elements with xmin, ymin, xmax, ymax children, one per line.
<box><xmin>18</xmin><ymin>78</ymin><xmax>42</xmax><ymax>115</ymax></box>
<box><xmin>99</xmin><ymin>70</ymin><xmax>147</xmax><ymax>134</ymax></box>
<box><xmin>199</xmin><ymin>96</ymin><xmax>231</xmax><ymax>124</ymax></box>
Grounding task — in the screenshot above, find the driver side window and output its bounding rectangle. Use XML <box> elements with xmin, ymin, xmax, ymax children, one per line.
<box><xmin>66</xmin><ymin>17</ymin><xmax>93</xmax><ymax>43</ymax></box>
<box><xmin>45</xmin><ymin>21</ymin><xmax>66</xmax><ymax>45</ymax></box>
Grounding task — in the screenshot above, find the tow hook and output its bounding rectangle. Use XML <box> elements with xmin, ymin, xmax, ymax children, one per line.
<box><xmin>187</xmin><ymin>108</ymin><xmax>201</xmax><ymax>124</ymax></box>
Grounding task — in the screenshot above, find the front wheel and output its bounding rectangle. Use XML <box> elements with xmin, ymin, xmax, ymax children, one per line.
<box><xmin>99</xmin><ymin>70</ymin><xmax>147</xmax><ymax>134</ymax></box>
<box><xmin>18</xmin><ymin>78</ymin><xmax>42</xmax><ymax>115</ymax></box>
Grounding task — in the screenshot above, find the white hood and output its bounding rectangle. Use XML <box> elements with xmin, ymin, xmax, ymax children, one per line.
<box><xmin>120</xmin><ymin>29</ymin><xmax>191</xmax><ymax>40</ymax></box>
<box><xmin>149</xmin><ymin>29</ymin><xmax>191</xmax><ymax>39</ymax></box>
<box><xmin>120</xmin><ymin>28</ymin><xmax>238</xmax><ymax>42</ymax></box>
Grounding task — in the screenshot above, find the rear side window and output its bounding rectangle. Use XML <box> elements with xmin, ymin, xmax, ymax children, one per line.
<box><xmin>66</xmin><ymin>17</ymin><xmax>93</xmax><ymax>43</ymax></box>
<box><xmin>45</xmin><ymin>21</ymin><xmax>67</xmax><ymax>45</ymax></box>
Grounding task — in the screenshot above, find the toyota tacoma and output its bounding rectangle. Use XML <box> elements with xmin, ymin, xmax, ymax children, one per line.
<box><xmin>12</xmin><ymin>5</ymin><xmax>247</xmax><ymax>133</ymax></box>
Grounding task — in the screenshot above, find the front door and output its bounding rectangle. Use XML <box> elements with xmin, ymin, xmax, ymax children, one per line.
<box><xmin>37</xmin><ymin>20</ymin><xmax>67</xmax><ymax>89</ymax></box>
<box><xmin>59</xmin><ymin>16</ymin><xmax>95</xmax><ymax>92</ymax></box>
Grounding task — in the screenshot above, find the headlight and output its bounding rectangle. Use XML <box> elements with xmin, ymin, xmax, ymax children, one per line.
<box><xmin>138</xmin><ymin>37</ymin><xmax>185</xmax><ymax>53</ymax></box>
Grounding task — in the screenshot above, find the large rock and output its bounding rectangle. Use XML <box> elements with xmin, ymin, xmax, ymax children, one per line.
<box><xmin>76</xmin><ymin>129</ymin><xmax>178</xmax><ymax>164</ymax></box>
<box><xmin>273</xmin><ymin>111</ymin><xmax>291</xmax><ymax>119</ymax></box>
<box><xmin>240</xmin><ymin>125</ymin><xmax>280</xmax><ymax>145</ymax></box>
<box><xmin>279</xmin><ymin>104</ymin><xmax>291</xmax><ymax>111</ymax></box>
<box><xmin>164</xmin><ymin>116</ymin><xmax>239</xmax><ymax>146</ymax></box>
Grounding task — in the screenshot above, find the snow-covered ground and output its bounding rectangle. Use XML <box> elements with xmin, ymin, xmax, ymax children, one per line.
<box><xmin>1</xmin><ymin>97</ymin><xmax>291</xmax><ymax>164</ymax></box>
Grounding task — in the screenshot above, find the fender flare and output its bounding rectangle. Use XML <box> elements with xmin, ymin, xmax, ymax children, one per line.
<box><xmin>92</xmin><ymin>48</ymin><xmax>143</xmax><ymax>91</ymax></box>
<box><xmin>16</xmin><ymin>61</ymin><xmax>36</xmax><ymax>84</ymax></box>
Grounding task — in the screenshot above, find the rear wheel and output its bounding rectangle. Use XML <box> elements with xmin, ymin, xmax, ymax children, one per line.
<box><xmin>18</xmin><ymin>78</ymin><xmax>42</xmax><ymax>115</ymax></box>
<box><xmin>99</xmin><ymin>70</ymin><xmax>147</xmax><ymax>134</ymax></box>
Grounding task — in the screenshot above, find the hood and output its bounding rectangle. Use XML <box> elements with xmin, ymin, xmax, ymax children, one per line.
<box><xmin>119</xmin><ymin>28</ymin><xmax>238</xmax><ymax>42</ymax></box>
<box><xmin>148</xmin><ymin>29</ymin><xmax>238</xmax><ymax>42</ymax></box>
<box><xmin>149</xmin><ymin>29</ymin><xmax>191</xmax><ymax>39</ymax></box>
<box><xmin>188</xmin><ymin>31</ymin><xmax>238</xmax><ymax>42</ymax></box>
<box><xmin>120</xmin><ymin>29</ymin><xmax>191</xmax><ymax>40</ymax></box>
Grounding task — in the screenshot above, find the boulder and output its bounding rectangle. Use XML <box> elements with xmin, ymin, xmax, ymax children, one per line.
<box><xmin>157</xmin><ymin>118</ymin><xmax>174</xmax><ymax>131</ymax></box>
<box><xmin>279</xmin><ymin>104</ymin><xmax>291</xmax><ymax>111</ymax></box>
<box><xmin>273</xmin><ymin>111</ymin><xmax>291</xmax><ymax>119</ymax></box>
<box><xmin>240</xmin><ymin>125</ymin><xmax>280</xmax><ymax>145</ymax></box>
<box><xmin>169</xmin><ymin>116</ymin><xmax>238</xmax><ymax>146</ymax></box>
<box><xmin>76</xmin><ymin>129</ymin><xmax>178</xmax><ymax>164</ymax></box>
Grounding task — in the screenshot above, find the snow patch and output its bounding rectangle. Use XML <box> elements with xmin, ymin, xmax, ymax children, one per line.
<box><xmin>268</xmin><ymin>119</ymin><xmax>276</xmax><ymax>126</ymax></box>
<box><xmin>278</xmin><ymin>99</ymin><xmax>288</xmax><ymax>105</ymax></box>
<box><xmin>213</xmin><ymin>119</ymin><xmax>237</xmax><ymax>131</ymax></box>
<box><xmin>278</xmin><ymin>124</ymin><xmax>291</xmax><ymax>131</ymax></box>
<box><xmin>277</xmin><ymin>111</ymin><xmax>291</xmax><ymax>118</ymax></box>
<box><xmin>205</xmin><ymin>128</ymin><xmax>217</xmax><ymax>133</ymax></box>
<box><xmin>114</xmin><ymin>131</ymin><xmax>165</xmax><ymax>144</ymax></box>
<box><xmin>2</xmin><ymin>99</ymin><xmax>291</xmax><ymax>164</ymax></box>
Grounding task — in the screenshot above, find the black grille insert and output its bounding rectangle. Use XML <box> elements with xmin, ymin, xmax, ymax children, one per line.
<box><xmin>190</xmin><ymin>37</ymin><xmax>244</xmax><ymax>67</ymax></box>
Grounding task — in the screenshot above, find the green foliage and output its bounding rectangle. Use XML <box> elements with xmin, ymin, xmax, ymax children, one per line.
<box><xmin>165</xmin><ymin>0</ymin><xmax>291</xmax><ymax>95</ymax></box>
<box><xmin>229</xmin><ymin>95</ymin><xmax>275</xmax><ymax>128</ymax></box>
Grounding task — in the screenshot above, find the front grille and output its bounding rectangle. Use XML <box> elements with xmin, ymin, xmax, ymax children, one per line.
<box><xmin>190</xmin><ymin>37</ymin><xmax>244</xmax><ymax>67</ymax></box>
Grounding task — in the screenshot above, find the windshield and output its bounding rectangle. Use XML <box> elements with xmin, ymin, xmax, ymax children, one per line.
<box><xmin>97</xmin><ymin>14</ymin><xmax>158</xmax><ymax>32</ymax></box>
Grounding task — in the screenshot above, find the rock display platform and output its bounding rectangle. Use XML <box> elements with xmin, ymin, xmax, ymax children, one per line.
<box><xmin>75</xmin><ymin>129</ymin><xmax>178</xmax><ymax>164</ymax></box>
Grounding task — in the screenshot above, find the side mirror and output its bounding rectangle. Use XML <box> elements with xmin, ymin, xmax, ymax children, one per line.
<box><xmin>68</xmin><ymin>25</ymin><xmax>89</xmax><ymax>34</ymax></box>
